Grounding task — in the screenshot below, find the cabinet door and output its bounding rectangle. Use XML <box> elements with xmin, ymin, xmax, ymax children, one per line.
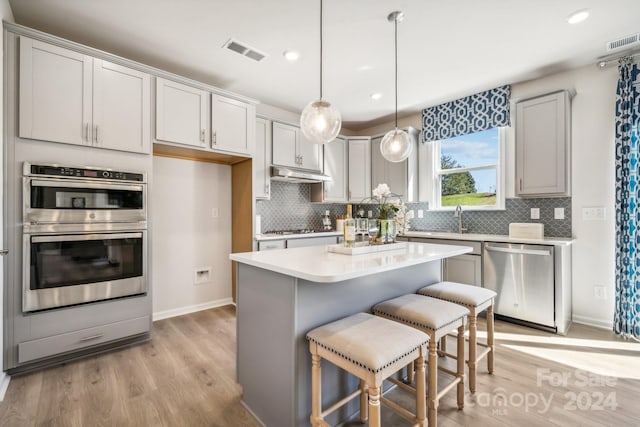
<box><xmin>348</xmin><ymin>138</ymin><xmax>371</xmax><ymax>202</ymax></box>
<box><xmin>211</xmin><ymin>94</ymin><xmax>254</xmax><ymax>155</ymax></box>
<box><xmin>323</xmin><ymin>137</ymin><xmax>347</xmax><ymax>202</ymax></box>
<box><xmin>19</xmin><ymin>37</ymin><xmax>92</xmax><ymax>146</ymax></box>
<box><xmin>254</xmin><ymin>117</ymin><xmax>271</xmax><ymax>199</ymax></box>
<box><xmin>516</xmin><ymin>91</ymin><xmax>569</xmax><ymax>196</ymax></box>
<box><xmin>370</xmin><ymin>136</ymin><xmax>386</xmax><ymax>190</ymax></box>
<box><xmin>92</xmin><ymin>60</ymin><xmax>150</xmax><ymax>153</ymax></box>
<box><xmin>298</xmin><ymin>131</ymin><xmax>322</xmax><ymax>171</ymax></box>
<box><xmin>272</xmin><ymin>121</ymin><xmax>298</xmax><ymax>168</ymax></box>
<box><xmin>155</xmin><ymin>77</ymin><xmax>209</xmax><ymax>148</ymax></box>
<box><xmin>444</xmin><ymin>254</ymin><xmax>482</xmax><ymax>286</ymax></box>
<box><xmin>286</xmin><ymin>236</ymin><xmax>338</xmax><ymax>248</ymax></box>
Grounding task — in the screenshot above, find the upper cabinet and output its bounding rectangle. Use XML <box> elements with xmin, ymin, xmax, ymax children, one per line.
<box><xmin>155</xmin><ymin>79</ymin><xmax>255</xmax><ymax>157</ymax></box>
<box><xmin>272</xmin><ymin>121</ymin><xmax>322</xmax><ymax>172</ymax></box>
<box><xmin>19</xmin><ymin>37</ymin><xmax>150</xmax><ymax>154</ymax></box>
<box><xmin>371</xmin><ymin>128</ymin><xmax>419</xmax><ymax>202</ymax></box>
<box><xmin>321</xmin><ymin>137</ymin><xmax>348</xmax><ymax>202</ymax></box>
<box><xmin>211</xmin><ymin>94</ymin><xmax>255</xmax><ymax>156</ymax></box>
<box><xmin>254</xmin><ymin>117</ymin><xmax>272</xmax><ymax>199</ymax></box>
<box><xmin>156</xmin><ymin>77</ymin><xmax>209</xmax><ymax>148</ymax></box>
<box><xmin>515</xmin><ymin>91</ymin><xmax>570</xmax><ymax>197</ymax></box>
<box><xmin>348</xmin><ymin>137</ymin><xmax>371</xmax><ymax>202</ymax></box>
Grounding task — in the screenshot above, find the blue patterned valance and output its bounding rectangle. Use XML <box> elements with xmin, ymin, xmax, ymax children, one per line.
<box><xmin>422</xmin><ymin>85</ymin><xmax>511</xmax><ymax>142</ymax></box>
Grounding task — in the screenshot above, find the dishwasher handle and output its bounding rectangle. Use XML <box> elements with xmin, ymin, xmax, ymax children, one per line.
<box><xmin>485</xmin><ymin>245</ymin><xmax>552</xmax><ymax>257</ymax></box>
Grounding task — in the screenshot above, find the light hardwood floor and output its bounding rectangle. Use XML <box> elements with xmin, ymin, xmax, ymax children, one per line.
<box><xmin>1</xmin><ymin>306</ymin><xmax>638</xmax><ymax>426</ymax></box>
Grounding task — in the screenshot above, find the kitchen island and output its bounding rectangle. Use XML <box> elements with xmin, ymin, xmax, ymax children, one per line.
<box><xmin>229</xmin><ymin>242</ymin><xmax>472</xmax><ymax>427</ymax></box>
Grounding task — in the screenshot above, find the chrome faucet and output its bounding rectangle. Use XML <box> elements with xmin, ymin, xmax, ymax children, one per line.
<box><xmin>454</xmin><ymin>204</ymin><xmax>467</xmax><ymax>234</ymax></box>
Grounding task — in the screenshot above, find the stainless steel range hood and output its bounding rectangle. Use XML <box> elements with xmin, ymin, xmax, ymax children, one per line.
<box><xmin>270</xmin><ymin>166</ymin><xmax>331</xmax><ymax>183</ymax></box>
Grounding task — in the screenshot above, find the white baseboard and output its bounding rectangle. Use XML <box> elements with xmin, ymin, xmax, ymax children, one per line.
<box><xmin>572</xmin><ymin>314</ymin><xmax>613</xmax><ymax>330</ymax></box>
<box><xmin>152</xmin><ymin>298</ymin><xmax>235</xmax><ymax>321</ymax></box>
<box><xmin>0</xmin><ymin>372</ymin><xmax>11</xmax><ymax>401</ymax></box>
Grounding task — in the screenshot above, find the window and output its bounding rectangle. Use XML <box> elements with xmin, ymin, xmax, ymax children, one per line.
<box><xmin>430</xmin><ymin>128</ymin><xmax>505</xmax><ymax>210</ymax></box>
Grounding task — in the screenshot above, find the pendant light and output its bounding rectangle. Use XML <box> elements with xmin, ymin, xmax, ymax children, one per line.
<box><xmin>380</xmin><ymin>11</ymin><xmax>412</xmax><ymax>163</ymax></box>
<box><xmin>300</xmin><ymin>0</ymin><xmax>342</xmax><ymax>145</ymax></box>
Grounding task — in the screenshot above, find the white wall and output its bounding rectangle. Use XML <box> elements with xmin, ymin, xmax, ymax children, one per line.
<box><xmin>358</xmin><ymin>64</ymin><xmax>618</xmax><ymax>329</ymax></box>
<box><xmin>151</xmin><ymin>156</ymin><xmax>233</xmax><ymax>320</ymax></box>
<box><xmin>1</xmin><ymin>0</ymin><xmax>16</xmax><ymax>400</ymax></box>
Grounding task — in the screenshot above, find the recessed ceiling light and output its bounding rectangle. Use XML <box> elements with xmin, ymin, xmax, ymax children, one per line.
<box><xmin>370</xmin><ymin>93</ymin><xmax>382</xmax><ymax>100</ymax></box>
<box><xmin>283</xmin><ymin>50</ymin><xmax>300</xmax><ymax>61</ymax></box>
<box><xmin>358</xmin><ymin>65</ymin><xmax>373</xmax><ymax>71</ymax></box>
<box><xmin>566</xmin><ymin>9</ymin><xmax>590</xmax><ymax>25</ymax></box>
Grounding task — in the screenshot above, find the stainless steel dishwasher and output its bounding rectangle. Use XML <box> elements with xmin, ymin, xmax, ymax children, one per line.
<box><xmin>483</xmin><ymin>242</ymin><xmax>555</xmax><ymax>331</ymax></box>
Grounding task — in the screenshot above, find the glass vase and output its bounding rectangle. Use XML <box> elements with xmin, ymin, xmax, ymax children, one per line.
<box><xmin>377</xmin><ymin>219</ymin><xmax>397</xmax><ymax>244</ymax></box>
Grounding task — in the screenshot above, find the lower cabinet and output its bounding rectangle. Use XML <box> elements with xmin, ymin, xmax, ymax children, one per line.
<box><xmin>257</xmin><ymin>236</ymin><xmax>340</xmax><ymax>251</ymax></box>
<box><xmin>258</xmin><ymin>240</ymin><xmax>286</xmax><ymax>251</ymax></box>
<box><xmin>443</xmin><ymin>254</ymin><xmax>482</xmax><ymax>286</ymax></box>
<box><xmin>18</xmin><ymin>315</ymin><xmax>150</xmax><ymax>364</ymax></box>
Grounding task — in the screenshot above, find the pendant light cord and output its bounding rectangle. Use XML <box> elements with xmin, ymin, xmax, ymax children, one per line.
<box><xmin>394</xmin><ymin>15</ymin><xmax>398</xmax><ymax>129</ymax></box>
<box><xmin>319</xmin><ymin>0</ymin><xmax>323</xmax><ymax>100</ymax></box>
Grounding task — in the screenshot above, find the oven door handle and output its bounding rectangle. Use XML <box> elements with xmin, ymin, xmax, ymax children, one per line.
<box><xmin>29</xmin><ymin>178</ymin><xmax>144</xmax><ymax>192</ymax></box>
<box><xmin>31</xmin><ymin>232</ymin><xmax>143</xmax><ymax>243</ymax></box>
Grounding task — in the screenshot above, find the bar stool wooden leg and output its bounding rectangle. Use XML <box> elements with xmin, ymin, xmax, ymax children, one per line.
<box><xmin>487</xmin><ymin>304</ymin><xmax>495</xmax><ymax>374</ymax></box>
<box><xmin>311</xmin><ymin>353</ymin><xmax>322</xmax><ymax>427</ymax></box>
<box><xmin>468</xmin><ymin>313</ymin><xmax>478</xmax><ymax>393</ymax></box>
<box><xmin>406</xmin><ymin>361</ymin><xmax>415</xmax><ymax>384</ymax></box>
<box><xmin>427</xmin><ymin>338</ymin><xmax>438</xmax><ymax>427</ymax></box>
<box><xmin>368</xmin><ymin>386</ymin><xmax>381</xmax><ymax>427</ymax></box>
<box><xmin>415</xmin><ymin>353</ymin><xmax>427</xmax><ymax>426</ymax></box>
<box><xmin>359</xmin><ymin>380</ymin><xmax>368</xmax><ymax>423</ymax></box>
<box><xmin>456</xmin><ymin>324</ymin><xmax>465</xmax><ymax>409</ymax></box>
<box><xmin>440</xmin><ymin>335</ymin><xmax>447</xmax><ymax>354</ymax></box>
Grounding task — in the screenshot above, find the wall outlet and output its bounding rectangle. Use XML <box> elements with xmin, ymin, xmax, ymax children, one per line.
<box><xmin>554</xmin><ymin>207</ymin><xmax>565</xmax><ymax>220</ymax></box>
<box><xmin>583</xmin><ymin>207</ymin><xmax>605</xmax><ymax>221</ymax></box>
<box><xmin>530</xmin><ymin>208</ymin><xmax>540</xmax><ymax>219</ymax></box>
<box><xmin>418</xmin><ymin>209</ymin><xmax>424</xmax><ymax>218</ymax></box>
<box><xmin>194</xmin><ymin>267</ymin><xmax>212</xmax><ymax>285</ymax></box>
<box><xmin>594</xmin><ymin>286</ymin><xmax>606</xmax><ymax>299</ymax></box>
<box><xmin>211</xmin><ymin>208</ymin><xmax>219</xmax><ymax>218</ymax></box>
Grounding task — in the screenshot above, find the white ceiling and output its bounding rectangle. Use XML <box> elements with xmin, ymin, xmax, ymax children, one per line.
<box><xmin>8</xmin><ymin>0</ymin><xmax>640</xmax><ymax>130</ymax></box>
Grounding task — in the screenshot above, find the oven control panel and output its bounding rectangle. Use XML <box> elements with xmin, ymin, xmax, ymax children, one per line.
<box><xmin>27</xmin><ymin>163</ymin><xmax>145</xmax><ymax>182</ymax></box>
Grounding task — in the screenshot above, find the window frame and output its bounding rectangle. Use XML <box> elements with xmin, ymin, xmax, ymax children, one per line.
<box><xmin>426</xmin><ymin>127</ymin><xmax>506</xmax><ymax>211</ymax></box>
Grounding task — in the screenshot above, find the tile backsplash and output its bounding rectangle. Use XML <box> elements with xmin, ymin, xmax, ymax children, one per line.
<box><xmin>257</xmin><ymin>181</ymin><xmax>572</xmax><ymax>237</ymax></box>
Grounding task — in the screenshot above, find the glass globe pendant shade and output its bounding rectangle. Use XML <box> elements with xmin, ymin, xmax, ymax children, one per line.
<box><xmin>300</xmin><ymin>99</ymin><xmax>342</xmax><ymax>144</ymax></box>
<box><xmin>380</xmin><ymin>128</ymin><xmax>412</xmax><ymax>162</ymax></box>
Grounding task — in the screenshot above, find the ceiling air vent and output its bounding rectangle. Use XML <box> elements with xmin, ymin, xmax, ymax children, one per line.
<box><xmin>223</xmin><ymin>38</ymin><xmax>268</xmax><ymax>62</ymax></box>
<box><xmin>606</xmin><ymin>33</ymin><xmax>640</xmax><ymax>52</ymax></box>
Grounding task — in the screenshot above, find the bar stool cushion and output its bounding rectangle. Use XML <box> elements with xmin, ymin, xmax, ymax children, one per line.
<box><xmin>306</xmin><ymin>312</ymin><xmax>429</xmax><ymax>374</ymax></box>
<box><xmin>418</xmin><ymin>282</ymin><xmax>496</xmax><ymax>308</ymax></box>
<box><xmin>373</xmin><ymin>294</ymin><xmax>469</xmax><ymax>332</ymax></box>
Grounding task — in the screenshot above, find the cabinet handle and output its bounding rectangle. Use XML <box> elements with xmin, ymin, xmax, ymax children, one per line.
<box><xmin>299</xmin><ymin>155</ymin><xmax>303</xmax><ymax>165</ymax></box>
<box><xmin>200</xmin><ymin>129</ymin><xmax>205</xmax><ymax>142</ymax></box>
<box><xmin>519</xmin><ymin>179</ymin><xmax>522</xmax><ymax>191</ymax></box>
<box><xmin>84</xmin><ymin>123</ymin><xmax>90</xmax><ymax>142</ymax></box>
<box><xmin>78</xmin><ymin>334</ymin><xmax>103</xmax><ymax>343</ymax></box>
<box><xmin>212</xmin><ymin>131</ymin><xmax>217</xmax><ymax>145</ymax></box>
<box><xmin>0</xmin><ymin>249</ymin><xmax>8</xmax><ymax>255</ymax></box>
<box><xmin>324</xmin><ymin>190</ymin><xmax>327</xmax><ymax>199</ymax></box>
<box><xmin>94</xmin><ymin>125</ymin><xmax>99</xmax><ymax>144</ymax></box>
<box><xmin>265</xmin><ymin>184</ymin><xmax>270</xmax><ymax>194</ymax></box>
<box><xmin>349</xmin><ymin>190</ymin><xmax>352</xmax><ymax>200</ymax></box>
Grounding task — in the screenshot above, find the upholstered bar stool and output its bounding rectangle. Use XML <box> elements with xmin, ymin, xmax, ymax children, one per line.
<box><xmin>418</xmin><ymin>281</ymin><xmax>497</xmax><ymax>393</ymax></box>
<box><xmin>373</xmin><ymin>294</ymin><xmax>469</xmax><ymax>427</ymax></box>
<box><xmin>306</xmin><ymin>312</ymin><xmax>429</xmax><ymax>427</ymax></box>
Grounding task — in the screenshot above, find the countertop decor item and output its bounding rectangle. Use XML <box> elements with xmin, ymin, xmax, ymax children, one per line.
<box><xmin>362</xmin><ymin>183</ymin><xmax>403</xmax><ymax>244</ymax></box>
<box><xmin>300</xmin><ymin>0</ymin><xmax>342</xmax><ymax>144</ymax></box>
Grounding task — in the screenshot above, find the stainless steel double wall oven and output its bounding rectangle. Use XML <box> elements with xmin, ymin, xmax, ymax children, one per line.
<box><xmin>22</xmin><ymin>162</ymin><xmax>148</xmax><ymax>312</ymax></box>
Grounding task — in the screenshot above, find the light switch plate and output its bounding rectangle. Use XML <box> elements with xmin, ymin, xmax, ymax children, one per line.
<box><xmin>530</xmin><ymin>208</ymin><xmax>540</xmax><ymax>219</ymax></box>
<box><xmin>554</xmin><ymin>208</ymin><xmax>565</xmax><ymax>220</ymax></box>
<box><xmin>418</xmin><ymin>209</ymin><xmax>424</xmax><ymax>218</ymax></box>
<box><xmin>583</xmin><ymin>207</ymin><xmax>605</xmax><ymax>221</ymax></box>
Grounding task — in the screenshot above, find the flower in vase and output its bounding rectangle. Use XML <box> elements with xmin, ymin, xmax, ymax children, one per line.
<box><xmin>394</xmin><ymin>200</ymin><xmax>414</xmax><ymax>235</ymax></box>
<box><xmin>369</xmin><ymin>183</ymin><xmax>400</xmax><ymax>219</ymax></box>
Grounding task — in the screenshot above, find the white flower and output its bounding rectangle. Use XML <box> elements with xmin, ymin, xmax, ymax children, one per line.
<box><xmin>372</xmin><ymin>183</ymin><xmax>391</xmax><ymax>199</ymax></box>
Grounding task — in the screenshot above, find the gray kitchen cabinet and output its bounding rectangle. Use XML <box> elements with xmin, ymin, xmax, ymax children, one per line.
<box><xmin>321</xmin><ymin>137</ymin><xmax>348</xmax><ymax>202</ymax></box>
<box><xmin>20</xmin><ymin>36</ymin><xmax>151</xmax><ymax>154</ymax></box>
<box><xmin>370</xmin><ymin>127</ymin><xmax>419</xmax><ymax>202</ymax></box>
<box><xmin>211</xmin><ymin>94</ymin><xmax>255</xmax><ymax>156</ymax></box>
<box><xmin>272</xmin><ymin>121</ymin><xmax>322</xmax><ymax>171</ymax></box>
<box><xmin>404</xmin><ymin>237</ymin><xmax>482</xmax><ymax>286</ymax></box>
<box><xmin>515</xmin><ymin>90</ymin><xmax>570</xmax><ymax>197</ymax></box>
<box><xmin>258</xmin><ymin>240</ymin><xmax>286</xmax><ymax>251</ymax></box>
<box><xmin>286</xmin><ymin>236</ymin><xmax>338</xmax><ymax>248</ymax></box>
<box><xmin>156</xmin><ymin>77</ymin><xmax>209</xmax><ymax>148</ymax></box>
<box><xmin>348</xmin><ymin>137</ymin><xmax>371</xmax><ymax>202</ymax></box>
<box><xmin>254</xmin><ymin>117</ymin><xmax>272</xmax><ymax>199</ymax></box>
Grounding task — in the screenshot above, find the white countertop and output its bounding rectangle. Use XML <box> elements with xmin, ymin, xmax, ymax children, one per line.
<box><xmin>255</xmin><ymin>231</ymin><xmax>342</xmax><ymax>241</ymax></box>
<box><xmin>401</xmin><ymin>230</ymin><xmax>574</xmax><ymax>246</ymax></box>
<box><xmin>230</xmin><ymin>242</ymin><xmax>472</xmax><ymax>283</ymax></box>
